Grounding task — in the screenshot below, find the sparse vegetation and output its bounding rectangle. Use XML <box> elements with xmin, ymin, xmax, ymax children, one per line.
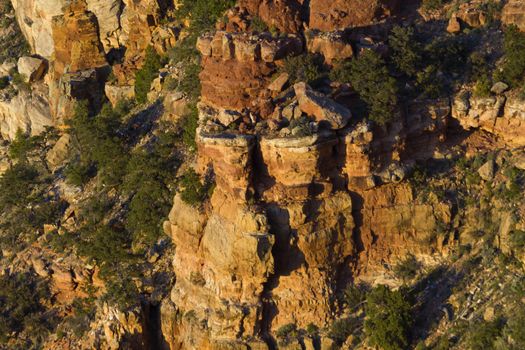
<box><xmin>0</xmin><ymin>0</ymin><xmax>30</xmax><ymax>62</ymax></box>
<box><xmin>394</xmin><ymin>254</ymin><xmax>421</xmax><ymax>282</ymax></box>
<box><xmin>365</xmin><ymin>285</ymin><xmax>413</xmax><ymax>350</ymax></box>
<box><xmin>0</xmin><ymin>272</ymin><xmax>56</xmax><ymax>346</ymax></box>
<box><xmin>331</xmin><ymin>50</ymin><xmax>398</xmax><ymax>126</ymax></box>
<box><xmin>282</xmin><ymin>53</ymin><xmax>325</xmax><ymax>86</ymax></box>
<box><xmin>179</xmin><ymin>169</ymin><xmax>214</xmax><ymax>207</ymax></box>
<box><xmin>135</xmin><ymin>46</ymin><xmax>163</xmax><ymax>104</ymax></box>
<box><xmin>495</xmin><ymin>25</ymin><xmax>525</xmax><ymax>88</ymax></box>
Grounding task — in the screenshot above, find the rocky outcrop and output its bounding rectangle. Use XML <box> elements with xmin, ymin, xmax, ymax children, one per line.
<box><xmin>197</xmin><ymin>31</ymin><xmax>302</xmax><ymax>117</ymax></box>
<box><xmin>17</xmin><ymin>56</ymin><xmax>47</xmax><ymax>82</ymax></box>
<box><xmin>50</xmin><ymin>0</ymin><xmax>107</xmax><ymax>79</ymax></box>
<box><xmin>452</xmin><ymin>90</ymin><xmax>525</xmax><ymax>147</ymax></box>
<box><xmin>0</xmin><ymin>82</ymin><xmax>52</xmax><ymax>140</ymax></box>
<box><xmin>306</xmin><ymin>30</ymin><xmax>354</xmax><ymax>64</ymax></box>
<box><xmin>502</xmin><ymin>0</ymin><xmax>525</xmax><ymax>31</ymax></box>
<box><xmin>294</xmin><ymin>82</ymin><xmax>351</xmax><ymax>129</ymax></box>
<box><xmin>309</xmin><ymin>0</ymin><xmax>400</xmax><ymax>31</ymax></box>
<box><xmin>238</xmin><ymin>0</ymin><xmax>304</xmax><ymax>33</ymax></box>
<box><xmin>47</xmin><ymin>1</ymin><xmax>109</xmax><ymax>123</ymax></box>
<box><xmin>164</xmin><ymin>82</ymin><xmax>454</xmax><ymax>347</ymax></box>
<box><xmin>11</xmin><ymin>0</ymin><xmax>64</xmax><ymax>58</ymax></box>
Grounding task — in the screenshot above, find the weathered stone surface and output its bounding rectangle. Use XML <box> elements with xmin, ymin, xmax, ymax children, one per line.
<box><xmin>0</xmin><ymin>83</ymin><xmax>52</xmax><ymax>140</ymax></box>
<box><xmin>491</xmin><ymin>82</ymin><xmax>509</xmax><ymax>95</ymax></box>
<box><xmin>478</xmin><ymin>159</ymin><xmax>496</xmax><ymax>181</ymax></box>
<box><xmin>306</xmin><ymin>30</ymin><xmax>354</xmax><ymax>63</ymax></box>
<box><xmin>86</xmin><ymin>0</ymin><xmax>122</xmax><ymax>52</ymax></box>
<box><xmin>46</xmin><ymin>133</ymin><xmax>73</xmax><ymax>171</ymax></box>
<box><xmin>309</xmin><ymin>0</ymin><xmax>399</xmax><ymax>31</ymax></box>
<box><xmin>447</xmin><ymin>15</ymin><xmax>461</xmax><ymax>33</ymax></box>
<box><xmin>502</xmin><ymin>0</ymin><xmax>525</xmax><ymax>31</ymax></box>
<box><xmin>267</xmin><ymin>72</ymin><xmax>289</xmax><ymax>92</ymax></box>
<box><xmin>11</xmin><ymin>0</ymin><xmax>64</xmax><ymax>58</ymax></box>
<box><xmin>294</xmin><ymin>82</ymin><xmax>351</xmax><ymax>130</ymax></box>
<box><xmin>452</xmin><ymin>90</ymin><xmax>525</xmax><ymax>147</ymax></box>
<box><xmin>163</xmin><ymin>91</ymin><xmax>189</xmax><ymax>122</ymax></box>
<box><xmin>51</xmin><ymin>0</ymin><xmax>108</xmax><ymax>79</ymax></box>
<box><xmin>239</xmin><ymin>0</ymin><xmax>303</xmax><ymax>33</ymax></box>
<box><xmin>105</xmin><ymin>84</ymin><xmax>135</xmax><ymax>107</ymax></box>
<box><xmin>17</xmin><ymin>56</ymin><xmax>47</xmax><ymax>82</ymax></box>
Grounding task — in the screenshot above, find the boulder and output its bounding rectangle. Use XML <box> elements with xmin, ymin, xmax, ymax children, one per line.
<box><xmin>447</xmin><ymin>15</ymin><xmax>462</xmax><ymax>33</ymax></box>
<box><xmin>491</xmin><ymin>82</ymin><xmax>509</xmax><ymax>95</ymax></box>
<box><xmin>306</xmin><ymin>30</ymin><xmax>354</xmax><ymax>63</ymax></box>
<box><xmin>104</xmin><ymin>84</ymin><xmax>135</xmax><ymax>107</ymax></box>
<box><xmin>477</xmin><ymin>159</ymin><xmax>495</xmax><ymax>181</ymax></box>
<box><xmin>46</xmin><ymin>134</ymin><xmax>73</xmax><ymax>171</ymax></box>
<box><xmin>268</xmin><ymin>73</ymin><xmax>289</xmax><ymax>92</ymax></box>
<box><xmin>294</xmin><ymin>82</ymin><xmax>351</xmax><ymax>129</ymax></box>
<box><xmin>513</xmin><ymin>150</ymin><xmax>525</xmax><ymax>170</ymax></box>
<box><xmin>17</xmin><ymin>56</ymin><xmax>47</xmax><ymax>82</ymax></box>
<box><xmin>163</xmin><ymin>91</ymin><xmax>190</xmax><ymax>123</ymax></box>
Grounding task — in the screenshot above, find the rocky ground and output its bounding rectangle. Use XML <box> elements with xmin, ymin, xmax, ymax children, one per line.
<box><xmin>0</xmin><ymin>0</ymin><xmax>525</xmax><ymax>350</ymax></box>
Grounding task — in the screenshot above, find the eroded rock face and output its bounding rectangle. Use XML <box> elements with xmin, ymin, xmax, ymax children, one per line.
<box><xmin>11</xmin><ymin>0</ymin><xmax>65</xmax><ymax>58</ymax></box>
<box><xmin>238</xmin><ymin>0</ymin><xmax>304</xmax><ymax>33</ymax></box>
<box><xmin>198</xmin><ymin>31</ymin><xmax>302</xmax><ymax>117</ymax></box>
<box><xmin>306</xmin><ymin>30</ymin><xmax>354</xmax><ymax>64</ymax></box>
<box><xmin>165</xmin><ymin>92</ymin><xmax>453</xmax><ymax>345</ymax></box>
<box><xmin>309</xmin><ymin>0</ymin><xmax>400</xmax><ymax>31</ymax></box>
<box><xmin>0</xmin><ymin>83</ymin><xmax>52</xmax><ymax>140</ymax></box>
<box><xmin>502</xmin><ymin>0</ymin><xmax>525</xmax><ymax>31</ymax></box>
<box><xmin>452</xmin><ymin>91</ymin><xmax>525</xmax><ymax>147</ymax></box>
<box><xmin>294</xmin><ymin>82</ymin><xmax>351</xmax><ymax>129</ymax></box>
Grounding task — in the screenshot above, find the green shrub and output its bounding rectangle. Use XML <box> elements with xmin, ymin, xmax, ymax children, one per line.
<box><xmin>495</xmin><ymin>25</ymin><xmax>525</xmax><ymax>88</ymax></box>
<box><xmin>389</xmin><ymin>26</ymin><xmax>422</xmax><ymax>77</ymax></box>
<box><xmin>135</xmin><ymin>46</ymin><xmax>162</xmax><ymax>104</ymax></box>
<box><xmin>306</xmin><ymin>323</ymin><xmax>319</xmax><ymax>337</ymax></box>
<box><xmin>394</xmin><ymin>254</ymin><xmax>421</xmax><ymax>282</ymax></box>
<box><xmin>275</xmin><ymin>323</ymin><xmax>297</xmax><ymax>339</ymax></box>
<box><xmin>103</xmin><ymin>274</ymin><xmax>140</xmax><ymax>310</ymax></box>
<box><xmin>0</xmin><ymin>162</ymin><xmax>39</xmax><ymax>210</ymax></box>
<box><xmin>416</xmin><ymin>65</ymin><xmax>446</xmax><ymax>98</ymax></box>
<box><xmin>501</xmin><ymin>304</ymin><xmax>525</xmax><ymax>348</ymax></box>
<box><xmin>510</xmin><ymin>230</ymin><xmax>525</xmax><ymax>250</ymax></box>
<box><xmin>64</xmin><ymin>298</ymin><xmax>96</xmax><ymax>337</ymax></box>
<box><xmin>8</xmin><ymin>128</ymin><xmax>37</xmax><ymax>161</ymax></box>
<box><xmin>175</xmin><ymin>0</ymin><xmax>235</xmax><ymax>36</ymax></box>
<box><xmin>365</xmin><ymin>285</ymin><xmax>413</xmax><ymax>350</ymax></box>
<box><xmin>182</xmin><ymin>104</ymin><xmax>199</xmax><ymax>149</ymax></box>
<box><xmin>250</xmin><ymin>16</ymin><xmax>268</xmax><ymax>32</ymax></box>
<box><xmin>343</xmin><ymin>284</ymin><xmax>367</xmax><ymax>310</ymax></box>
<box><xmin>473</xmin><ymin>75</ymin><xmax>492</xmax><ymax>97</ymax></box>
<box><xmin>466</xmin><ymin>319</ymin><xmax>503</xmax><ymax>350</ymax></box>
<box><xmin>331</xmin><ymin>50</ymin><xmax>398</xmax><ymax>126</ymax></box>
<box><xmin>64</xmin><ymin>161</ymin><xmax>93</xmax><ymax>187</ymax></box>
<box><xmin>282</xmin><ymin>53</ymin><xmax>325</xmax><ymax>85</ymax></box>
<box><xmin>422</xmin><ymin>0</ymin><xmax>444</xmax><ymax>11</ymax></box>
<box><xmin>66</xmin><ymin>101</ymin><xmax>129</xmax><ymax>187</ymax></box>
<box><xmin>180</xmin><ymin>169</ymin><xmax>214</xmax><ymax>207</ymax></box>
<box><xmin>0</xmin><ymin>272</ymin><xmax>56</xmax><ymax>345</ymax></box>
<box><xmin>329</xmin><ymin>317</ymin><xmax>359</xmax><ymax>345</ymax></box>
<box><xmin>424</xmin><ymin>35</ymin><xmax>470</xmax><ymax>77</ymax></box>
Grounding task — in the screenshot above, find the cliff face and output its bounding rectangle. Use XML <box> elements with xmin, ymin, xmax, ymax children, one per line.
<box><xmin>160</xmin><ymin>2</ymin><xmax>525</xmax><ymax>347</ymax></box>
<box><xmin>2</xmin><ymin>0</ymin><xmax>525</xmax><ymax>349</ymax></box>
<box><xmin>162</xmin><ymin>22</ymin><xmax>457</xmax><ymax>346</ymax></box>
